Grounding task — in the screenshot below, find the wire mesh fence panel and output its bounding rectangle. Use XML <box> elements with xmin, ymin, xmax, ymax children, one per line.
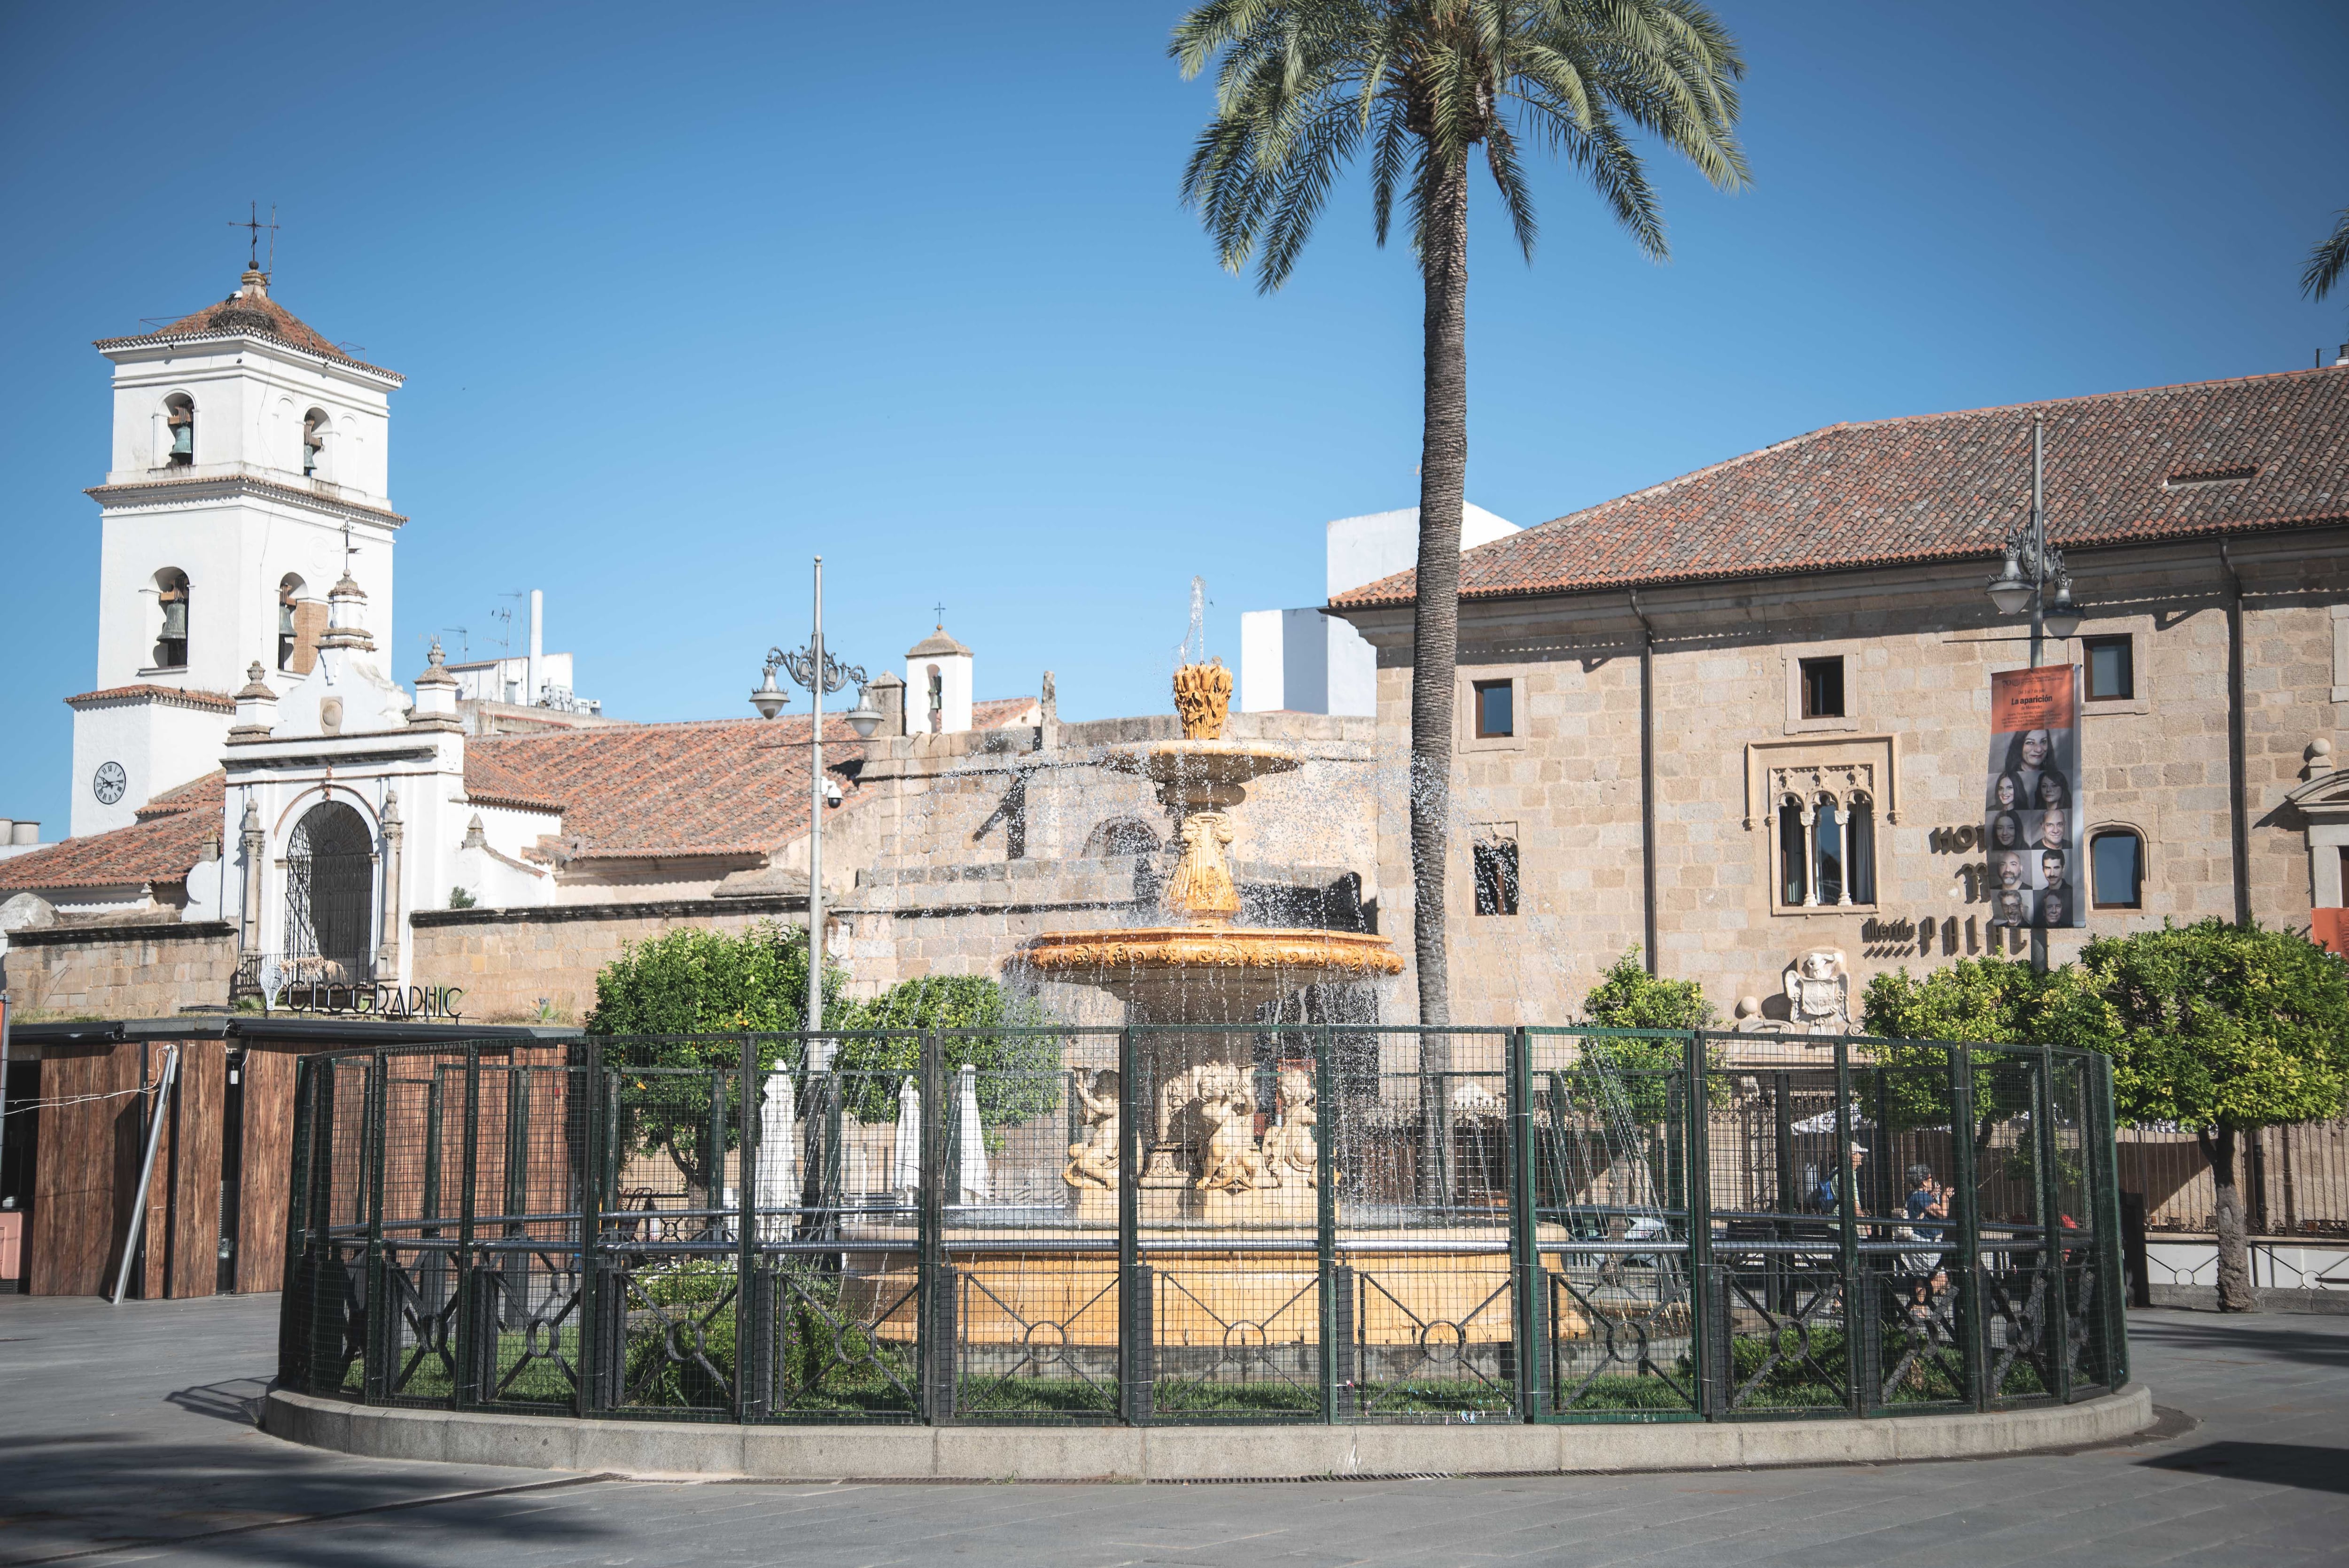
<box><xmin>751</xmin><ymin>1031</ymin><xmax>922</xmax><ymax>1423</ymax></box>
<box><xmin>277</xmin><ymin>1028</ymin><xmax>2129</xmax><ymax>1428</ymax></box>
<box><xmin>1320</xmin><ymin>1026</ymin><xmax>1517</xmax><ymax>1424</ymax></box>
<box><xmin>945</xmin><ymin>1027</ymin><xmax>1121</xmax><ymax>1423</ymax></box>
<box><xmin>1529</xmin><ymin>1029</ymin><xmax>1695</xmax><ymax>1420</ymax></box>
<box><xmin>590</xmin><ymin>1038</ymin><xmax>752</xmax><ymax>1419</ymax></box>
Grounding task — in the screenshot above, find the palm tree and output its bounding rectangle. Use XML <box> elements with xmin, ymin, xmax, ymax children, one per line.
<box><xmin>1173</xmin><ymin>0</ymin><xmax>1747</xmax><ymax>1026</ymax></box>
<box><xmin>2305</xmin><ymin>209</ymin><xmax>2349</xmax><ymax>307</ymax></box>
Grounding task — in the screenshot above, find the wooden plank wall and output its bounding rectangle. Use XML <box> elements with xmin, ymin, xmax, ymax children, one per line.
<box><xmin>235</xmin><ymin>1046</ymin><xmax>300</xmax><ymax>1293</ymax></box>
<box><xmin>164</xmin><ymin>1041</ymin><xmax>226</xmax><ymax>1299</ymax></box>
<box><xmin>28</xmin><ymin>1042</ymin><xmax>144</xmax><ymax>1296</ymax></box>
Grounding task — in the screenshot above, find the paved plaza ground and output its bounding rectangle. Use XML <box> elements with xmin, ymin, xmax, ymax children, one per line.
<box><xmin>0</xmin><ymin>1294</ymin><xmax>2342</xmax><ymax>1567</ymax></box>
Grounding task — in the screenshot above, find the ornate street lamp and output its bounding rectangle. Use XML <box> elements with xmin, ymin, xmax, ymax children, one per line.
<box><xmin>750</xmin><ymin>556</ymin><xmax>883</xmax><ymax>1036</ymax></box>
<box><xmin>1983</xmin><ymin>415</ymin><xmax>2085</xmax><ymax>977</ymax></box>
<box><xmin>1984</xmin><ymin>414</ymin><xmax>2086</xmax><ymax>644</ymax></box>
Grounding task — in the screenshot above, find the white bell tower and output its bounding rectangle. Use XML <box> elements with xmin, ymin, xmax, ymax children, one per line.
<box><xmin>70</xmin><ymin>264</ymin><xmax>404</xmax><ymax>835</ymax></box>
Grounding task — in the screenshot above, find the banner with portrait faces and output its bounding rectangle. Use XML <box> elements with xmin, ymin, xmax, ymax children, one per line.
<box><xmin>1985</xmin><ymin>664</ymin><xmax>2084</xmax><ymax>930</ymax></box>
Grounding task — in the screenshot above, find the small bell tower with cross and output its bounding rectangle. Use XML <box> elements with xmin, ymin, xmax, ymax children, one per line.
<box><xmin>68</xmin><ymin>215</ymin><xmax>407</xmax><ymax>834</ymax></box>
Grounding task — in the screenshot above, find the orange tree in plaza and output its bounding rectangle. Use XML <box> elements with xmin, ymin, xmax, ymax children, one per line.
<box><xmin>1169</xmin><ymin>0</ymin><xmax>1747</xmax><ymax>1031</ymax></box>
<box><xmin>1866</xmin><ymin>924</ymin><xmax>2349</xmax><ymax>1314</ymax></box>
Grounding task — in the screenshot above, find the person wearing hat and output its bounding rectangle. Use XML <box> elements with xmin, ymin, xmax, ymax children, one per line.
<box><xmin>1810</xmin><ymin>1137</ymin><xmax>1869</xmax><ymax>1214</ymax></box>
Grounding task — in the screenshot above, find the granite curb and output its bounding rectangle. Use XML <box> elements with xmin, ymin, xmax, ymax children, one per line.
<box><xmin>264</xmin><ymin>1384</ymin><xmax>2155</xmax><ymax>1482</ymax></box>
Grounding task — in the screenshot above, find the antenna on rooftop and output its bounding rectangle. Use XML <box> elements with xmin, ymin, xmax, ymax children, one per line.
<box><xmin>442</xmin><ymin>626</ymin><xmax>470</xmax><ymax>660</ymax></box>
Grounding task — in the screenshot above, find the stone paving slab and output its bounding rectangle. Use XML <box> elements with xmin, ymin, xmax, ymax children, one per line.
<box><xmin>3</xmin><ymin>1295</ymin><xmax>2347</xmax><ymax>1567</ymax></box>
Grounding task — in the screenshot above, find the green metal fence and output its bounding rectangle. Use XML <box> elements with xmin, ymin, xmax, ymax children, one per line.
<box><xmin>278</xmin><ymin>1026</ymin><xmax>2128</xmax><ymax>1425</ymax></box>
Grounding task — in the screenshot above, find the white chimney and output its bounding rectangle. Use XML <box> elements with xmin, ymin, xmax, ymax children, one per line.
<box><xmin>2335</xmin><ymin>342</ymin><xmax>2349</xmax><ymax>369</ymax></box>
<box><xmin>528</xmin><ymin>589</ymin><xmax>544</xmax><ymax>708</ymax></box>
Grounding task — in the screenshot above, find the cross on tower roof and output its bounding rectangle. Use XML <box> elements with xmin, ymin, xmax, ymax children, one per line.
<box><xmin>934</xmin><ymin>602</ymin><xmax>946</xmax><ymax>627</ymax></box>
<box><xmin>229</xmin><ymin>201</ymin><xmax>279</xmax><ymax>273</ymax></box>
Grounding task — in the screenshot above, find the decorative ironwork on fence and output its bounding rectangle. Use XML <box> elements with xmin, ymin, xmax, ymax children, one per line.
<box><xmin>277</xmin><ymin>1027</ymin><xmax>2128</xmax><ymax>1425</ymax></box>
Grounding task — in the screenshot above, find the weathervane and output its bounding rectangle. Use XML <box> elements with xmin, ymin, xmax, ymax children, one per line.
<box><xmin>229</xmin><ymin>201</ymin><xmax>279</xmax><ymax>274</ymax></box>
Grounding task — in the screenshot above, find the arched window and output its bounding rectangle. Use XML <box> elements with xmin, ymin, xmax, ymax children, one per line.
<box><xmin>301</xmin><ymin>409</ymin><xmax>329</xmax><ymax>479</ymax></box>
<box><xmin>1846</xmin><ymin>790</ymin><xmax>1876</xmax><ymax>905</ymax></box>
<box><xmin>284</xmin><ymin>801</ymin><xmax>374</xmax><ymax>982</ymax></box>
<box><xmin>277</xmin><ymin>574</ymin><xmax>304</xmax><ymax>671</ymax></box>
<box><xmin>163</xmin><ymin>394</ymin><xmax>194</xmax><ymax>466</ymax></box>
<box><xmin>926</xmin><ymin>663</ymin><xmax>944</xmax><ymax>734</ymax></box>
<box><xmin>1778</xmin><ymin>795</ymin><xmax>1808</xmax><ymax>905</ymax></box>
<box><xmin>2090</xmin><ymin>830</ymin><xmax>2144</xmax><ymax>909</ymax></box>
<box><xmin>154</xmin><ymin>568</ymin><xmax>190</xmax><ymax>668</ymax></box>
<box><xmin>1777</xmin><ymin>788</ymin><xmax>1875</xmax><ymax>908</ymax></box>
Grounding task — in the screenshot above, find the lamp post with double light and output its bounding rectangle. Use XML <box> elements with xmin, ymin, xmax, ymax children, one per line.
<box><xmin>751</xmin><ymin>556</ymin><xmax>882</xmax><ymax>1041</ymax></box>
<box><xmin>1984</xmin><ymin>415</ymin><xmax>2084</xmax><ymax>972</ymax></box>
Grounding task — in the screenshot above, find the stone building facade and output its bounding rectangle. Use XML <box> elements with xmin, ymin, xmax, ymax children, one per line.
<box><xmin>1332</xmin><ymin>365</ymin><xmax>2349</xmax><ymax>1026</ymax></box>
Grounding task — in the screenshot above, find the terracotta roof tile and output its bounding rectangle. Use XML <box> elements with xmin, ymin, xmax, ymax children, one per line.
<box><xmin>0</xmin><ymin>772</ymin><xmax>223</xmax><ymax>893</ymax></box>
<box><xmin>972</xmin><ymin>696</ymin><xmax>1042</xmax><ymax>730</ymax></box>
<box><xmin>460</xmin><ymin>715</ymin><xmax>871</xmax><ymax>860</ymax></box>
<box><xmin>63</xmin><ymin>684</ymin><xmax>236</xmax><ymax>713</ymax></box>
<box><xmin>96</xmin><ymin>278</ymin><xmax>399</xmax><ymax>380</ymax></box>
<box><xmin>1330</xmin><ymin>367</ymin><xmax>2349</xmax><ymax>609</ymax></box>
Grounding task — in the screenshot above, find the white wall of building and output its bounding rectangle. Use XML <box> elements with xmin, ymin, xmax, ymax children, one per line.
<box><xmin>78</xmin><ymin>283</ymin><xmax>405</xmax><ymax>838</ymax></box>
<box><xmin>67</xmin><ymin>695</ymin><xmax>231</xmax><ymax>837</ymax></box>
<box><xmin>1324</xmin><ymin>502</ymin><xmax>1519</xmax><ymax>599</ymax></box>
<box><xmin>1243</xmin><ymin>503</ymin><xmax>1519</xmax><ymax>716</ymax></box>
<box><xmin>906</xmin><ymin>638</ymin><xmax>974</xmax><ymax>735</ymax></box>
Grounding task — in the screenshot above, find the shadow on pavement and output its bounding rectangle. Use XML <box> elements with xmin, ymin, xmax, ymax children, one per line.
<box><xmin>0</xmin><ymin>1436</ymin><xmax>607</xmax><ymax>1568</ymax></box>
<box><xmin>2125</xmin><ymin>1311</ymin><xmax>2349</xmax><ymax>1371</ymax></box>
<box><xmin>168</xmin><ymin>1377</ymin><xmax>272</xmax><ymax>1426</ymax></box>
<box><xmin>2139</xmin><ymin>1439</ymin><xmax>2349</xmax><ymax>1495</ymax></box>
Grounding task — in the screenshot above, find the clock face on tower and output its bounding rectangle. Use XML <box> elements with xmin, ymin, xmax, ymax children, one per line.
<box><xmin>92</xmin><ymin>761</ymin><xmax>128</xmax><ymax>805</ymax></box>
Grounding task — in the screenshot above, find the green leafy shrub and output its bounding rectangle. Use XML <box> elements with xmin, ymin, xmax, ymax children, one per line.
<box><xmin>587</xmin><ymin>922</ymin><xmax>849</xmax><ymax>1194</ymax></box>
<box><xmin>830</xmin><ymin>973</ymin><xmax>1063</xmax><ymax>1129</ymax></box>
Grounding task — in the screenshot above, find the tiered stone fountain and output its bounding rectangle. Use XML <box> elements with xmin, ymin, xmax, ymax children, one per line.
<box><xmin>1021</xmin><ymin>658</ymin><xmax>1402</xmax><ymax>1219</ymax></box>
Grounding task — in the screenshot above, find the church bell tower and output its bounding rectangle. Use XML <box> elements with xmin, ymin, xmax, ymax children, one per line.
<box><xmin>71</xmin><ymin>264</ymin><xmax>404</xmax><ymax>835</ymax></box>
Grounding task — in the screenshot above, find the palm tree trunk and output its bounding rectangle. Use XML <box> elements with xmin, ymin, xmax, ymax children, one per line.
<box><xmin>1409</xmin><ymin>147</ymin><xmax>1470</xmax><ymax>1034</ymax></box>
<box><xmin>2202</xmin><ymin>1126</ymin><xmax>2256</xmax><ymax>1312</ymax></box>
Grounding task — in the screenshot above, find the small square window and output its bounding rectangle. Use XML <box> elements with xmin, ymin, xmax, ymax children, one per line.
<box><xmin>2084</xmin><ymin>635</ymin><xmax>2134</xmax><ymax>701</ymax></box>
<box><xmin>2090</xmin><ymin>831</ymin><xmax>2142</xmax><ymax>909</ymax></box>
<box><xmin>1473</xmin><ymin>838</ymin><xmax>1519</xmax><ymax>916</ymax></box>
<box><xmin>1799</xmin><ymin>657</ymin><xmax>1844</xmax><ymax>720</ymax></box>
<box><xmin>1473</xmin><ymin>680</ymin><xmax>1514</xmax><ymax>739</ymax></box>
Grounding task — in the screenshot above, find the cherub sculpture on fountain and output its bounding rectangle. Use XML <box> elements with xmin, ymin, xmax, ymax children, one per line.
<box><xmin>1194</xmin><ymin>1072</ymin><xmax>1266</xmax><ymax>1193</ymax></box>
<box><xmin>1260</xmin><ymin>1066</ymin><xmax>1327</xmax><ymax>1188</ymax></box>
<box><xmin>1062</xmin><ymin>1069</ymin><xmax>1120</xmax><ymax>1191</ymax></box>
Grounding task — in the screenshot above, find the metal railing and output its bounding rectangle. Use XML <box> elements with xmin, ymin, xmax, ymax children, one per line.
<box><xmin>277</xmin><ymin>1027</ymin><xmax>2127</xmax><ymax>1425</ymax></box>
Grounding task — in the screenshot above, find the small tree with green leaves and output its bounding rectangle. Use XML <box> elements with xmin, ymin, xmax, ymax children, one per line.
<box><xmin>2082</xmin><ymin>920</ymin><xmax>2349</xmax><ymax>1312</ymax></box>
<box><xmin>1566</xmin><ymin>949</ymin><xmax>1714</xmax><ymax>1194</ymax></box>
<box><xmin>831</xmin><ymin>973</ymin><xmax>1063</xmax><ymax>1131</ymax></box>
<box><xmin>585</xmin><ymin>922</ymin><xmax>848</xmax><ymax>1200</ymax></box>
<box><xmin>1859</xmin><ymin>954</ymin><xmax>2118</xmax><ymax>1155</ymax></box>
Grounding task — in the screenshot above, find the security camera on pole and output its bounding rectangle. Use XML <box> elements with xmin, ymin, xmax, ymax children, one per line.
<box><xmin>750</xmin><ymin>556</ymin><xmax>883</xmax><ymax>1061</ymax></box>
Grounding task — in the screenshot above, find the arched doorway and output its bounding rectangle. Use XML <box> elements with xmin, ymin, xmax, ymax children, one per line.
<box><xmin>285</xmin><ymin>801</ymin><xmax>374</xmax><ymax>982</ymax></box>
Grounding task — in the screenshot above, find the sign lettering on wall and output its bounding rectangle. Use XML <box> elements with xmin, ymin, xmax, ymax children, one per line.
<box><xmin>267</xmin><ymin>982</ymin><xmax>464</xmax><ymax>1020</ymax></box>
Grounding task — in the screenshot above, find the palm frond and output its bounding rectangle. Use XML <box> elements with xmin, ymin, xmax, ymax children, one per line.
<box><xmin>2304</xmin><ymin>210</ymin><xmax>2349</xmax><ymax>303</ymax></box>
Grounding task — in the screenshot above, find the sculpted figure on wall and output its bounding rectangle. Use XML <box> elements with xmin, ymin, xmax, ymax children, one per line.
<box><xmin>1784</xmin><ymin>949</ymin><xmax>1853</xmax><ymax>1035</ymax></box>
<box><xmin>1063</xmin><ymin>1068</ymin><xmax>1120</xmax><ymax>1191</ymax></box>
<box><xmin>1260</xmin><ymin>1066</ymin><xmax>1326</xmax><ymax>1187</ymax></box>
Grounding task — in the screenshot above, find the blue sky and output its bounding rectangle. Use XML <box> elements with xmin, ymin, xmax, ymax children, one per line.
<box><xmin>2</xmin><ymin>1</ymin><xmax>2344</xmax><ymax>837</ymax></box>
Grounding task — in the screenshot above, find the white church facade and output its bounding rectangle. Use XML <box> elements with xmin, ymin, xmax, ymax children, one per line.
<box><xmin>2</xmin><ymin>259</ymin><xmax>1374</xmax><ymax>1024</ymax></box>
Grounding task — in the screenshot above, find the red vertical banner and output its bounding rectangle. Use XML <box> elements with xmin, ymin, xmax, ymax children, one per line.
<box><xmin>2313</xmin><ymin>908</ymin><xmax>2349</xmax><ymax>957</ymax></box>
<box><xmin>1985</xmin><ymin>665</ymin><xmax>2085</xmax><ymax>929</ymax></box>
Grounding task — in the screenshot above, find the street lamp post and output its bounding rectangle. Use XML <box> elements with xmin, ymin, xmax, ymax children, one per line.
<box><xmin>751</xmin><ymin>556</ymin><xmax>882</xmax><ymax>1044</ymax></box>
<box><xmin>1984</xmin><ymin>414</ymin><xmax>2085</xmax><ymax>972</ymax></box>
